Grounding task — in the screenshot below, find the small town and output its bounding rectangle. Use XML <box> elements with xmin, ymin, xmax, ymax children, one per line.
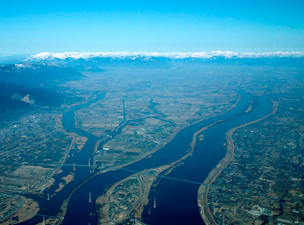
<box><xmin>206</xmin><ymin>95</ymin><xmax>304</xmax><ymax>225</ymax></box>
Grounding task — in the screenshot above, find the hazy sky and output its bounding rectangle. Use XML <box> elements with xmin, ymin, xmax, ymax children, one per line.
<box><xmin>1</xmin><ymin>0</ymin><xmax>304</xmax><ymax>54</ymax></box>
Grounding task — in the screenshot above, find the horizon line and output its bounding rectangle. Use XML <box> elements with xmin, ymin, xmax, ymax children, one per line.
<box><xmin>30</xmin><ymin>51</ymin><xmax>304</xmax><ymax>60</ymax></box>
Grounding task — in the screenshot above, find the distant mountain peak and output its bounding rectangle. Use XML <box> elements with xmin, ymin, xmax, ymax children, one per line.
<box><xmin>30</xmin><ymin>51</ymin><xmax>304</xmax><ymax>61</ymax></box>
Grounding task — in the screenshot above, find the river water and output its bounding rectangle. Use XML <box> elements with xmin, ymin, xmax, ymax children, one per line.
<box><xmin>142</xmin><ymin>95</ymin><xmax>272</xmax><ymax>225</ymax></box>
<box><xmin>18</xmin><ymin>93</ymin><xmax>273</xmax><ymax>225</ymax></box>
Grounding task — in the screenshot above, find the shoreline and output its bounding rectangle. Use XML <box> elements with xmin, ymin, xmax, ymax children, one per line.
<box><xmin>34</xmin><ymin>114</ymin><xmax>77</xmax><ymax>194</ymax></box>
<box><xmin>30</xmin><ymin>93</ymin><xmax>240</xmax><ymax>223</ymax></box>
<box><xmin>198</xmin><ymin>99</ymin><xmax>278</xmax><ymax>225</ymax></box>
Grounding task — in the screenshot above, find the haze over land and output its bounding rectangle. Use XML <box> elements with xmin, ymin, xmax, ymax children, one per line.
<box><xmin>0</xmin><ymin>53</ymin><xmax>304</xmax><ymax>224</ymax></box>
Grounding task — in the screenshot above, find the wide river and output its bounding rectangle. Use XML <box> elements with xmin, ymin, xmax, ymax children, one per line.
<box><xmin>18</xmin><ymin>93</ymin><xmax>273</xmax><ymax>225</ymax></box>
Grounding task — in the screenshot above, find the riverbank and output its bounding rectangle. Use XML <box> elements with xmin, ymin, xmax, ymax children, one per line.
<box><xmin>95</xmin><ymin>140</ymin><xmax>198</xmax><ymax>224</ymax></box>
<box><xmin>198</xmin><ymin>99</ymin><xmax>278</xmax><ymax>225</ymax></box>
<box><xmin>29</xmin><ymin>92</ymin><xmax>241</xmax><ymax>225</ymax></box>
<box><xmin>96</xmin><ymin>164</ymin><xmax>171</xmax><ymax>224</ymax></box>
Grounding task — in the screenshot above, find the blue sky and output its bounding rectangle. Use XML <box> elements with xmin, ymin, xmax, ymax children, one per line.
<box><xmin>1</xmin><ymin>0</ymin><xmax>304</xmax><ymax>54</ymax></box>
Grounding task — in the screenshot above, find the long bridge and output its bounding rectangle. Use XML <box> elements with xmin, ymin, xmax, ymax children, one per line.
<box><xmin>3</xmin><ymin>161</ymin><xmax>219</xmax><ymax>187</ymax></box>
<box><xmin>116</xmin><ymin>167</ymin><xmax>203</xmax><ymax>185</ymax></box>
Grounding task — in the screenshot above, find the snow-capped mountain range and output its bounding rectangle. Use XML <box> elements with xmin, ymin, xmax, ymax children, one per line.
<box><xmin>30</xmin><ymin>51</ymin><xmax>304</xmax><ymax>61</ymax></box>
